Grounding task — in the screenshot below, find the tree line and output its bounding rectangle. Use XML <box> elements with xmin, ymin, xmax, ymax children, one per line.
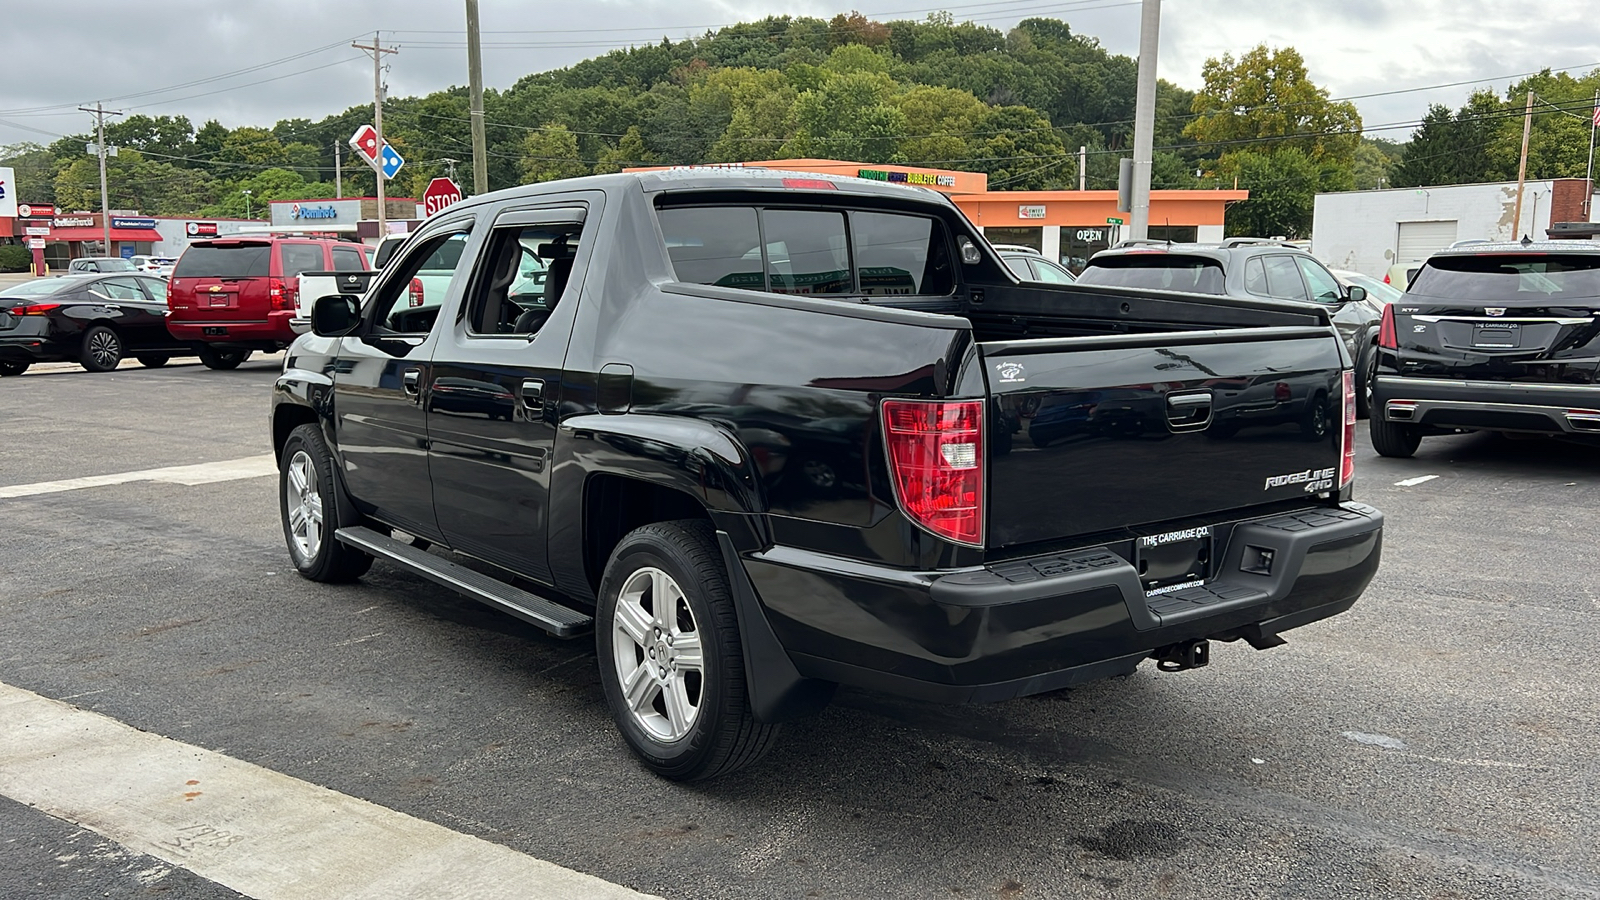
<box><xmin>3</xmin><ymin>12</ymin><xmax>1596</xmax><ymax>239</ymax></box>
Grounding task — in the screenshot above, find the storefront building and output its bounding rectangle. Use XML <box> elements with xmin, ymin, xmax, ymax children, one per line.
<box><xmin>261</xmin><ymin>197</ymin><xmax>422</xmax><ymax>240</ymax></box>
<box><xmin>629</xmin><ymin>158</ymin><xmax>1245</xmax><ymax>273</ymax></box>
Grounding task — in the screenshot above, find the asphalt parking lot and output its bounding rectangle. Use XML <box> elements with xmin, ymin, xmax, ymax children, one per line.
<box><xmin>1</xmin><ymin>356</ymin><xmax>1597</xmax><ymax>900</ymax></box>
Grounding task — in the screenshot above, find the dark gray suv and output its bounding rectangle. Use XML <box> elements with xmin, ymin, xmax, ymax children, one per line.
<box><xmin>1077</xmin><ymin>238</ymin><xmax>1385</xmax><ymax>416</ymax></box>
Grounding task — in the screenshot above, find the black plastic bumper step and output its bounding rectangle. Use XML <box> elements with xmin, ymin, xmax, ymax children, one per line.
<box><xmin>334</xmin><ymin>526</ymin><xmax>593</xmax><ymax>638</ymax></box>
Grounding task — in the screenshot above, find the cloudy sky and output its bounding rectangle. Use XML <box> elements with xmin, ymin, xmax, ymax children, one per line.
<box><xmin>3</xmin><ymin>0</ymin><xmax>1597</xmax><ymax>150</ymax></box>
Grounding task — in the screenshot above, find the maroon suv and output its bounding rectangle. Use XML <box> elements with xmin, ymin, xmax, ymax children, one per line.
<box><xmin>167</xmin><ymin>237</ymin><xmax>370</xmax><ymax>368</ymax></box>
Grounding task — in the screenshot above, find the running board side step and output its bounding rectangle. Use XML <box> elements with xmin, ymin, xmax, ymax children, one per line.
<box><xmin>334</xmin><ymin>526</ymin><xmax>593</xmax><ymax>639</ymax></box>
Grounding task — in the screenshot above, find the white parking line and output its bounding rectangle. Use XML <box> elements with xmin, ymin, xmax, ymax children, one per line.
<box><xmin>1394</xmin><ymin>474</ymin><xmax>1440</xmax><ymax>487</ymax></box>
<box><xmin>0</xmin><ymin>455</ymin><xmax>278</xmax><ymax>499</ymax></box>
<box><xmin>0</xmin><ymin>682</ymin><xmax>655</xmax><ymax>900</ymax></box>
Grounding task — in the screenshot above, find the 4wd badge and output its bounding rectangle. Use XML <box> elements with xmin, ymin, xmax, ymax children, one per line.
<box><xmin>996</xmin><ymin>361</ymin><xmax>1026</xmax><ymax>384</ymax></box>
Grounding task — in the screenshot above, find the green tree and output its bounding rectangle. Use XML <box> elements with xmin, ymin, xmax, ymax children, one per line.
<box><xmin>1391</xmin><ymin>91</ymin><xmax>1505</xmax><ymax>187</ymax></box>
<box><xmin>518</xmin><ymin>125</ymin><xmax>588</xmax><ymax>183</ymax></box>
<box><xmin>1351</xmin><ymin>138</ymin><xmax>1398</xmax><ymax>189</ymax></box>
<box><xmin>1217</xmin><ymin>147</ymin><xmax>1351</xmax><ymax>238</ymax></box>
<box><xmin>1186</xmin><ymin>45</ymin><xmax>1361</xmax><ymax>162</ymax></box>
<box><xmin>782</xmin><ymin>71</ymin><xmax>906</xmax><ymax>162</ymax></box>
<box><xmin>594</xmin><ymin>126</ymin><xmax>658</xmax><ymax>174</ymax></box>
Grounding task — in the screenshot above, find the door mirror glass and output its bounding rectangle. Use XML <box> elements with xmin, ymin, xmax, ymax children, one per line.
<box><xmin>311</xmin><ymin>294</ymin><xmax>361</xmax><ymax>337</ymax></box>
<box><xmin>1346</xmin><ymin>285</ymin><xmax>1367</xmax><ymax>303</ymax></box>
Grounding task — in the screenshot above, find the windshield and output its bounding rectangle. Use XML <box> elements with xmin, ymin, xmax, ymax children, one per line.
<box><xmin>1340</xmin><ymin>272</ymin><xmax>1402</xmax><ymax>304</ymax></box>
<box><xmin>172</xmin><ymin>243</ymin><xmax>271</xmax><ymax>279</ymax></box>
<box><xmin>81</xmin><ymin>258</ymin><xmax>136</xmax><ymax>272</ymax></box>
<box><xmin>1075</xmin><ymin>254</ymin><xmax>1226</xmax><ymax>294</ymax></box>
<box><xmin>1408</xmin><ymin>254</ymin><xmax>1600</xmax><ymax>301</ymax></box>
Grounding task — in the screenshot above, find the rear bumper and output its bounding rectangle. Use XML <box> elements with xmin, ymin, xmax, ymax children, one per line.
<box><xmin>1373</xmin><ymin>376</ymin><xmax>1600</xmax><ymax>435</ymax></box>
<box><xmin>0</xmin><ymin>328</ymin><xmax>65</xmax><ymax>362</ymax></box>
<box><xmin>742</xmin><ymin>502</ymin><xmax>1383</xmax><ymax>704</ymax></box>
<box><xmin>168</xmin><ymin>310</ymin><xmax>297</xmax><ymax>347</ymax></box>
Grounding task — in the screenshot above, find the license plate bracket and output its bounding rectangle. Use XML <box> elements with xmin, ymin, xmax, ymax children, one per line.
<box><xmin>203</xmin><ymin>326</ymin><xmax>228</xmax><ymax>336</ymax></box>
<box><xmin>1136</xmin><ymin>526</ymin><xmax>1213</xmax><ymax>594</ymax></box>
<box><xmin>1472</xmin><ymin>323</ymin><xmax>1519</xmax><ymax>348</ymax></box>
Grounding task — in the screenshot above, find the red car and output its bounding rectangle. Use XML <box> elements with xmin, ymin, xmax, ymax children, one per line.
<box><xmin>166</xmin><ymin>237</ymin><xmax>371</xmax><ymax>368</ymax></box>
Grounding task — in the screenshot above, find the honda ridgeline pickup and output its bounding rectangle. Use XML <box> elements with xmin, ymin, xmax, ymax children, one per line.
<box><xmin>271</xmin><ymin>170</ymin><xmax>1384</xmax><ymax>781</ymax></box>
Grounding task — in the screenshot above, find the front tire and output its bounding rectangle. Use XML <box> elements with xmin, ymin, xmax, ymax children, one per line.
<box><xmin>79</xmin><ymin>325</ymin><xmax>123</xmax><ymax>372</ymax></box>
<box><xmin>1370</xmin><ymin>414</ymin><xmax>1422</xmax><ymax>458</ymax></box>
<box><xmin>596</xmin><ymin>520</ymin><xmax>778</xmax><ymax>781</ymax></box>
<box><xmin>1355</xmin><ymin>342</ymin><xmax>1376</xmax><ymax>419</ymax></box>
<box><xmin>0</xmin><ymin>361</ymin><xmax>28</xmax><ymax>377</ymax></box>
<box><xmin>135</xmin><ymin>354</ymin><xmax>170</xmax><ymax>368</ymax></box>
<box><xmin>280</xmin><ymin>424</ymin><xmax>372</xmax><ymax>582</ymax></box>
<box><xmin>199</xmin><ymin>348</ymin><xmax>251</xmax><ymax>370</ymax></box>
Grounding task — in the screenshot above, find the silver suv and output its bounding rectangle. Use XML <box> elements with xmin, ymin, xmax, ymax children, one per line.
<box><xmin>1077</xmin><ymin>238</ymin><xmax>1385</xmax><ymax>416</ymax></box>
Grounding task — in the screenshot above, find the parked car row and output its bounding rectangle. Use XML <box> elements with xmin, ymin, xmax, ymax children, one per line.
<box><xmin>2</xmin><ymin>237</ymin><xmax>372</xmax><ymax>376</ymax></box>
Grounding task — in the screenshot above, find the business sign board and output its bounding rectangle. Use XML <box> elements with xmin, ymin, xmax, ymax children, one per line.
<box><xmin>857</xmin><ymin>168</ymin><xmax>956</xmax><ymax>188</ymax></box>
<box><xmin>24</xmin><ymin>226</ymin><xmax>50</xmax><ymax>236</ymax></box>
<box><xmin>1019</xmin><ymin>205</ymin><xmax>1047</xmax><ymax>219</ymax></box>
<box><xmin>26</xmin><ymin>238</ymin><xmax>45</xmax><ymax>249</ymax></box>
<box><xmin>0</xmin><ymin>167</ymin><xmax>15</xmax><ymax>219</ymax></box>
<box><xmin>186</xmin><ymin>221</ymin><xmax>219</xmax><ymax>237</ymax></box>
<box><xmin>111</xmin><ymin>217</ymin><xmax>158</xmax><ymax>230</ymax></box>
<box><xmin>17</xmin><ymin>203</ymin><xmax>54</xmax><ymax>219</ymax></box>
<box><xmin>54</xmin><ymin>216</ymin><xmax>95</xmax><ymax>228</ymax></box>
<box><xmin>270</xmin><ymin>199</ymin><xmax>361</xmax><ymax>226</ymax></box>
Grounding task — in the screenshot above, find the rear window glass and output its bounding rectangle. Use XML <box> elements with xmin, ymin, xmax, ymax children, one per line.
<box><xmin>331</xmin><ymin>247</ymin><xmax>368</xmax><ymax>272</ymax></box>
<box><xmin>280</xmin><ymin>244</ymin><xmax>327</xmax><ymax>279</ymax></box>
<box><xmin>1076</xmin><ymin>255</ymin><xmax>1226</xmax><ymax>294</ymax></box>
<box><xmin>1409</xmin><ymin>254</ymin><xmax>1600</xmax><ymax>300</ymax></box>
<box><xmin>173</xmin><ymin>244</ymin><xmax>270</xmax><ymax>278</ymax></box>
<box><xmin>657</xmin><ymin>205</ymin><xmax>952</xmax><ymax>297</ymax></box>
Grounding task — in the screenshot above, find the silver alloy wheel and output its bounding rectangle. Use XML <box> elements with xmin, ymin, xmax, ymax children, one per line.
<box><xmin>284</xmin><ymin>450</ymin><xmax>323</xmax><ymax>561</ymax></box>
<box><xmin>88</xmin><ymin>330</ymin><xmax>120</xmax><ymax>368</ymax></box>
<box><xmin>611</xmin><ymin>566</ymin><xmax>705</xmax><ymax>742</ymax></box>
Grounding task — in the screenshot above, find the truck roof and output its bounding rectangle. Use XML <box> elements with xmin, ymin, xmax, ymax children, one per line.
<box><xmin>1431</xmin><ymin>240</ymin><xmax>1600</xmax><ymax>257</ymax></box>
<box><xmin>459</xmin><ymin>168</ymin><xmax>958</xmax><ymax>209</ymax></box>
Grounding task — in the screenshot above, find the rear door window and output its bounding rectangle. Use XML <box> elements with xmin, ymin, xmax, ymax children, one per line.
<box><xmin>850</xmin><ymin>211</ymin><xmax>950</xmax><ymax>295</ymax></box>
<box><xmin>95</xmin><ymin>277</ymin><xmax>145</xmax><ymax>301</ymax></box>
<box><xmin>279</xmin><ymin>244</ymin><xmax>327</xmax><ymax>280</ymax></box>
<box><xmin>1029</xmin><ymin>258</ymin><xmax>1076</xmax><ymax>284</ymax></box>
<box><xmin>331</xmin><ymin>246</ymin><xmax>368</xmax><ymax>272</ymax></box>
<box><xmin>172</xmin><ymin>244</ymin><xmax>270</xmax><ymax>278</ymax></box>
<box><xmin>656</xmin><ymin>207</ymin><xmax>763</xmax><ymax>289</ymax></box>
<box><xmin>763</xmin><ymin>209</ymin><xmax>851</xmax><ymax>295</ymax></box>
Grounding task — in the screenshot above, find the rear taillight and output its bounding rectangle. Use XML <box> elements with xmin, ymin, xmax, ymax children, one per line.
<box><xmin>9</xmin><ymin>303</ymin><xmax>60</xmax><ymax>315</ymax></box>
<box><xmin>1377</xmin><ymin>303</ymin><xmax>1397</xmax><ymax>350</ymax></box>
<box><xmin>1382</xmin><ymin>272</ymin><xmax>1390</xmax><ymax>284</ymax></box>
<box><xmin>409</xmin><ymin>278</ymin><xmax>425</xmax><ymax>307</ymax></box>
<box><xmin>1340</xmin><ymin>369</ymin><xmax>1356</xmax><ymax>490</ymax></box>
<box><xmin>882</xmin><ymin>398</ymin><xmax>984</xmax><ymax>546</ymax></box>
<box><xmin>165</xmin><ymin>279</ymin><xmax>175</xmax><ymax>305</ymax></box>
<box><xmin>268</xmin><ymin>276</ymin><xmax>287</xmax><ymax>310</ymax></box>
<box><xmin>1273</xmin><ymin>381</ymin><xmax>1291</xmax><ymax>402</ymax></box>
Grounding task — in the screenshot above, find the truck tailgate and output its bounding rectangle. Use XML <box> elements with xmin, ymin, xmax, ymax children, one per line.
<box><xmin>980</xmin><ymin>327</ymin><xmax>1345</xmax><ymax>549</ymax></box>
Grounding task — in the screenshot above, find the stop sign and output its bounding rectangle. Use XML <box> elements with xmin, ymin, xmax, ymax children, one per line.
<box><xmin>422</xmin><ymin>177</ymin><xmax>463</xmax><ymax>217</ymax></box>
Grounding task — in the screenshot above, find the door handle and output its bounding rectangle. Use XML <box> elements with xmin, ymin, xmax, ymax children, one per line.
<box><xmin>520</xmin><ymin>378</ymin><xmax>544</xmax><ymax>406</ymax></box>
<box><xmin>402</xmin><ymin>368</ymin><xmax>421</xmax><ymax>399</ymax></box>
<box><xmin>1165</xmin><ymin>390</ymin><xmax>1213</xmax><ymax>431</ymax></box>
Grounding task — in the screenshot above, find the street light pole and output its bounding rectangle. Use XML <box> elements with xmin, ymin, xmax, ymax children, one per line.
<box><xmin>1127</xmin><ymin>0</ymin><xmax>1161</xmax><ymax>241</ymax></box>
<box><xmin>241</xmin><ymin>189</ymin><xmax>253</xmax><ymax>220</ymax></box>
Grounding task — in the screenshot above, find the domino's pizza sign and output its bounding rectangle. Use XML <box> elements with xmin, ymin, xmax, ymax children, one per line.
<box><xmin>290</xmin><ymin>203</ymin><xmax>339</xmax><ymax>221</ymax></box>
<box><xmin>0</xmin><ymin>166</ymin><xmax>15</xmax><ymax>219</ymax></box>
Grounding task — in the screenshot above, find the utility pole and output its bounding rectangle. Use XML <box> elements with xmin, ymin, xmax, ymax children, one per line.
<box><xmin>1512</xmin><ymin>90</ymin><xmax>1535</xmax><ymax>238</ymax></box>
<box><xmin>353</xmin><ymin>33</ymin><xmax>399</xmax><ymax>236</ymax></box>
<box><xmin>1079</xmin><ymin>145</ymin><xmax>1087</xmax><ymax>191</ymax></box>
<box><xmin>335</xmin><ymin>141</ymin><xmax>343</xmax><ymax>198</ymax></box>
<box><xmin>1127</xmin><ymin>0</ymin><xmax>1161</xmax><ymax>241</ymax></box>
<box><xmin>80</xmin><ymin>102</ymin><xmax>123</xmax><ymax>255</ymax></box>
<box><xmin>440</xmin><ymin>157</ymin><xmax>459</xmax><ymax>182</ymax></box>
<box><xmin>1585</xmin><ymin>89</ymin><xmax>1598</xmax><ymax>220</ymax></box>
<box><xmin>466</xmin><ymin>0</ymin><xmax>488</xmax><ymax>195</ymax></box>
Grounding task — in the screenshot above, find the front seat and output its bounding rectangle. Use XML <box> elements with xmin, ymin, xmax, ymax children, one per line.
<box><xmin>513</xmin><ymin>257</ymin><xmax>574</xmax><ymax>335</ymax></box>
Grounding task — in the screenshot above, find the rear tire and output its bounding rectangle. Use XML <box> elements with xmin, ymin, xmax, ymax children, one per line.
<box><xmin>0</xmin><ymin>361</ymin><xmax>28</xmax><ymax>377</ymax></box>
<box><xmin>280</xmin><ymin>424</ymin><xmax>372</xmax><ymax>583</ymax></box>
<box><xmin>79</xmin><ymin>325</ymin><xmax>123</xmax><ymax>372</ymax></box>
<box><xmin>1370</xmin><ymin>414</ymin><xmax>1422</xmax><ymax>458</ymax></box>
<box><xmin>199</xmin><ymin>348</ymin><xmax>250</xmax><ymax>370</ymax></box>
<box><xmin>596</xmin><ymin>520</ymin><xmax>778</xmax><ymax>781</ymax></box>
<box><xmin>135</xmin><ymin>354</ymin><xmax>170</xmax><ymax>368</ymax></box>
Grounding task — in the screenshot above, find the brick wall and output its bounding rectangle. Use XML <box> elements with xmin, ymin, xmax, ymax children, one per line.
<box><xmin>1550</xmin><ymin>178</ymin><xmax>1592</xmax><ymax>226</ymax></box>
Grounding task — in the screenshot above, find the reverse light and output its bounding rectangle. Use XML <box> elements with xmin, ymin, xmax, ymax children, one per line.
<box><xmin>882</xmin><ymin>398</ymin><xmax>984</xmax><ymax>546</ymax></box>
<box><xmin>1340</xmin><ymin>369</ymin><xmax>1356</xmax><ymax>490</ymax></box>
<box><xmin>1377</xmin><ymin>303</ymin><xmax>1398</xmax><ymax>350</ymax></box>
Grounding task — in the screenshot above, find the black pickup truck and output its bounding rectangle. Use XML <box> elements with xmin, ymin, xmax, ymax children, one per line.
<box><xmin>1370</xmin><ymin>240</ymin><xmax>1600</xmax><ymax>456</ymax></box>
<box><xmin>271</xmin><ymin>170</ymin><xmax>1383</xmax><ymax>781</ymax></box>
